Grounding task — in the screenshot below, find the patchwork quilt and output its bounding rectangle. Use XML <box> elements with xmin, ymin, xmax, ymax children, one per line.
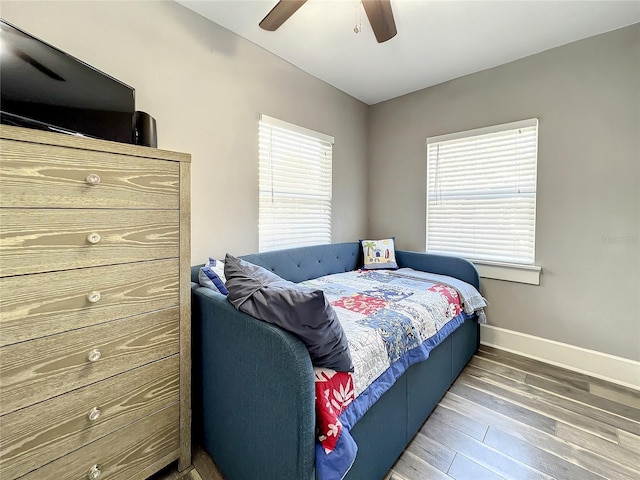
<box><xmin>301</xmin><ymin>268</ymin><xmax>486</xmax><ymax>480</ymax></box>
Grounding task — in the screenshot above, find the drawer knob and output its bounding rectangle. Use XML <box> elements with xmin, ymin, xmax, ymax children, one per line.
<box><xmin>86</xmin><ymin>233</ymin><xmax>101</xmax><ymax>244</ymax></box>
<box><xmin>85</xmin><ymin>174</ymin><xmax>101</xmax><ymax>186</ymax></box>
<box><xmin>87</xmin><ymin>349</ymin><xmax>102</xmax><ymax>363</ymax></box>
<box><xmin>87</xmin><ymin>291</ymin><xmax>101</xmax><ymax>303</ymax></box>
<box><xmin>88</xmin><ymin>406</ymin><xmax>102</xmax><ymax>422</ymax></box>
<box><xmin>88</xmin><ymin>464</ymin><xmax>102</xmax><ymax>479</ymax></box>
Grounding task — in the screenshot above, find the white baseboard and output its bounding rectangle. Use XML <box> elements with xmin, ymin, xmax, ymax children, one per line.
<box><xmin>480</xmin><ymin>324</ymin><xmax>640</xmax><ymax>391</ymax></box>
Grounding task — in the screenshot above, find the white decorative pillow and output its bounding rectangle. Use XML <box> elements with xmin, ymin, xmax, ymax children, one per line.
<box><xmin>360</xmin><ymin>238</ymin><xmax>398</xmax><ymax>270</ymax></box>
<box><xmin>198</xmin><ymin>258</ymin><xmax>228</xmax><ymax>294</ymax></box>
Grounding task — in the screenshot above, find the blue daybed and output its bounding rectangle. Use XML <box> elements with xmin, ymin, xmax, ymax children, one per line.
<box><xmin>191</xmin><ymin>242</ymin><xmax>481</xmax><ymax>480</ymax></box>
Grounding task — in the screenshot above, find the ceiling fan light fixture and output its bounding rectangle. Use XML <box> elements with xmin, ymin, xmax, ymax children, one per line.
<box><xmin>259</xmin><ymin>0</ymin><xmax>397</xmax><ymax>43</ymax></box>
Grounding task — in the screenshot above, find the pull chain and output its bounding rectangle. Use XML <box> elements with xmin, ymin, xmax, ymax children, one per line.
<box><xmin>354</xmin><ymin>1</ymin><xmax>362</xmax><ymax>34</ymax></box>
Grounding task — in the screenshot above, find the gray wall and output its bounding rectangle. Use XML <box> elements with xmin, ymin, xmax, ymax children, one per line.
<box><xmin>1</xmin><ymin>0</ymin><xmax>369</xmax><ymax>263</ymax></box>
<box><xmin>368</xmin><ymin>24</ymin><xmax>640</xmax><ymax>361</ymax></box>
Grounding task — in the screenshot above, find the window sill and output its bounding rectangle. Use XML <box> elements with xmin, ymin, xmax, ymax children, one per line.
<box><xmin>472</xmin><ymin>260</ymin><xmax>541</xmax><ymax>285</ymax></box>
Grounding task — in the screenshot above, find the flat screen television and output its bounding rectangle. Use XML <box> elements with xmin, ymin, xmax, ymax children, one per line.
<box><xmin>0</xmin><ymin>19</ymin><xmax>135</xmax><ymax>144</ymax></box>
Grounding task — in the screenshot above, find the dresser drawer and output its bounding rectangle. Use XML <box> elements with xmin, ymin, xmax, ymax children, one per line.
<box><xmin>0</xmin><ymin>259</ymin><xmax>179</xmax><ymax>346</ymax></box>
<box><xmin>0</xmin><ymin>139</ymin><xmax>179</xmax><ymax>209</ymax></box>
<box><xmin>0</xmin><ymin>355</ymin><xmax>179</xmax><ymax>479</ymax></box>
<box><xmin>0</xmin><ymin>307</ymin><xmax>179</xmax><ymax>415</ymax></box>
<box><xmin>0</xmin><ymin>209</ymin><xmax>179</xmax><ymax>276</ymax></box>
<box><xmin>18</xmin><ymin>404</ymin><xmax>179</xmax><ymax>480</ymax></box>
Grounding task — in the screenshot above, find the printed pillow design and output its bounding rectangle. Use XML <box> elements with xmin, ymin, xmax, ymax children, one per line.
<box><xmin>360</xmin><ymin>238</ymin><xmax>398</xmax><ymax>270</ymax></box>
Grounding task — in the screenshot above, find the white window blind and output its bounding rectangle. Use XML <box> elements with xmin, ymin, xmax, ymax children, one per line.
<box><xmin>426</xmin><ymin>118</ymin><xmax>538</xmax><ymax>265</ymax></box>
<box><xmin>259</xmin><ymin>114</ymin><xmax>333</xmax><ymax>252</ymax></box>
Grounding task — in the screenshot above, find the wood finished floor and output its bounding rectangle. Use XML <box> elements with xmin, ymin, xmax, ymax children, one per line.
<box><xmin>155</xmin><ymin>346</ymin><xmax>640</xmax><ymax>480</ymax></box>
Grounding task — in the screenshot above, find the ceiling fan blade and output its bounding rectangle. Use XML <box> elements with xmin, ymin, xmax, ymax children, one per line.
<box><xmin>259</xmin><ymin>0</ymin><xmax>308</xmax><ymax>31</ymax></box>
<box><xmin>362</xmin><ymin>0</ymin><xmax>397</xmax><ymax>43</ymax></box>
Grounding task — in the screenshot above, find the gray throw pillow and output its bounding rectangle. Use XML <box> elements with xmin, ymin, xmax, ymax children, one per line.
<box><xmin>224</xmin><ymin>254</ymin><xmax>353</xmax><ymax>372</ymax></box>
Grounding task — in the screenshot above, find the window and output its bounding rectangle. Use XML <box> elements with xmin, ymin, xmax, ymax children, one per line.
<box><xmin>258</xmin><ymin>114</ymin><xmax>333</xmax><ymax>252</ymax></box>
<box><xmin>426</xmin><ymin>119</ymin><xmax>539</xmax><ymax>277</ymax></box>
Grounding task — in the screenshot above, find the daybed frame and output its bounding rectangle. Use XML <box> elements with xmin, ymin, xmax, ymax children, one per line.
<box><xmin>191</xmin><ymin>242</ymin><xmax>480</xmax><ymax>480</ymax></box>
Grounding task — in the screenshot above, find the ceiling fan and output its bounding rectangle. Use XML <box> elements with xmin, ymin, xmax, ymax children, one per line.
<box><xmin>259</xmin><ymin>0</ymin><xmax>397</xmax><ymax>43</ymax></box>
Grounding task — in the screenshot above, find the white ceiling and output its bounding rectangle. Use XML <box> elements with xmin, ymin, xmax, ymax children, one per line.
<box><xmin>177</xmin><ymin>0</ymin><xmax>640</xmax><ymax>105</ymax></box>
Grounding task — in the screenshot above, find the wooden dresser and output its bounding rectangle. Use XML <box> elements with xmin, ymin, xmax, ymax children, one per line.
<box><xmin>0</xmin><ymin>125</ymin><xmax>191</xmax><ymax>480</ymax></box>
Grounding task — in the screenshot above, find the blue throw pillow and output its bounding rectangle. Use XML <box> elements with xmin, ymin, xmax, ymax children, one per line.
<box><xmin>224</xmin><ymin>254</ymin><xmax>353</xmax><ymax>372</ymax></box>
<box><xmin>198</xmin><ymin>258</ymin><xmax>229</xmax><ymax>295</ymax></box>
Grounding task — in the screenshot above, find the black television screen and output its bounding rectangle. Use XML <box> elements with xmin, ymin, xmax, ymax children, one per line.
<box><xmin>0</xmin><ymin>19</ymin><xmax>135</xmax><ymax>144</ymax></box>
